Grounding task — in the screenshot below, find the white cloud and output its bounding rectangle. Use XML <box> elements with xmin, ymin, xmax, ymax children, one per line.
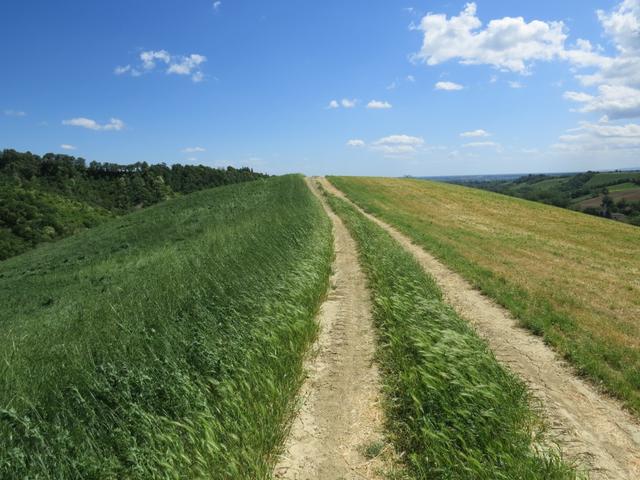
<box><xmin>213</xmin><ymin>1</ymin><xmax>222</xmax><ymax>10</ymax></box>
<box><xmin>62</xmin><ymin>117</ymin><xmax>125</xmax><ymax>131</ymax></box>
<box><xmin>346</xmin><ymin>139</ymin><xmax>366</xmax><ymax>147</ymax></box>
<box><xmin>183</xmin><ymin>146</ymin><xmax>206</xmax><ymax>153</ymax></box>
<box><xmin>554</xmin><ymin>120</ymin><xmax>640</xmax><ymax>151</ymax></box>
<box><xmin>463</xmin><ymin>141</ymin><xmax>501</xmax><ymax>148</ymax></box>
<box><xmin>407</xmin><ymin>75</ymin><xmax>416</xmax><ymax>82</ymax></box>
<box><xmin>4</xmin><ymin>109</ymin><xmax>26</xmax><ymax>117</ymax></box>
<box><xmin>372</xmin><ymin>134</ymin><xmax>425</xmax><ymax>155</ymax></box>
<box><xmin>413</xmin><ymin>3</ymin><xmax>567</xmax><ymax>74</ymax></box>
<box><xmin>116</xmin><ymin>50</ymin><xmax>206</xmax><ymax>83</ymax></box>
<box><xmin>341</xmin><ymin>98</ymin><xmax>357</xmax><ymax>108</ymax></box>
<box><xmin>167</xmin><ymin>54</ymin><xmax>207</xmax><ymax>82</ymax></box>
<box><xmin>435</xmin><ymin>81</ymin><xmax>464</xmax><ymax>91</ymax></box>
<box><xmin>564</xmin><ymin>84</ymin><xmax>640</xmax><ymax>119</ymax></box>
<box><xmin>114</xmin><ymin>65</ymin><xmax>131</xmax><ymax>75</ymax></box>
<box><xmin>141</xmin><ymin>50</ymin><xmax>171</xmax><ymax>70</ymax></box>
<box><xmin>597</xmin><ymin>0</ymin><xmax>640</xmax><ymax>56</ymax></box>
<box><xmin>328</xmin><ymin>100</ymin><xmax>340</xmax><ymax>109</ymax></box>
<box><xmin>509</xmin><ymin>81</ymin><xmax>524</xmax><ymax>89</ymax></box>
<box><xmin>367</xmin><ymin>100</ymin><xmax>392</xmax><ymax>109</ymax></box>
<box><xmin>460</xmin><ymin>129</ymin><xmax>490</xmax><ymax>137</ymax></box>
<box><xmin>60</xmin><ymin>144</ymin><xmax>77</xmax><ymax>150</ymax></box>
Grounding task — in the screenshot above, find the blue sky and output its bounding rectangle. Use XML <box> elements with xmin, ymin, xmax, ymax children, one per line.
<box><xmin>2</xmin><ymin>0</ymin><xmax>640</xmax><ymax>176</ymax></box>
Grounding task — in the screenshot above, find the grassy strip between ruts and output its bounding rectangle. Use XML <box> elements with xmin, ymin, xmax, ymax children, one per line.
<box><xmin>323</xmin><ymin>187</ymin><xmax>579</xmax><ymax>479</ymax></box>
<box><xmin>0</xmin><ymin>175</ymin><xmax>332</xmax><ymax>479</ymax></box>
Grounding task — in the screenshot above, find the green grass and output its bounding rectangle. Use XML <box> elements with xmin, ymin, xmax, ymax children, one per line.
<box><xmin>584</xmin><ymin>171</ymin><xmax>640</xmax><ymax>188</ymax></box>
<box><xmin>323</xmin><ymin>188</ymin><xmax>577</xmax><ymax>479</ymax></box>
<box><xmin>328</xmin><ymin>176</ymin><xmax>640</xmax><ymax>416</ymax></box>
<box><xmin>608</xmin><ymin>182</ymin><xmax>638</xmax><ymax>192</ymax></box>
<box><xmin>0</xmin><ymin>175</ymin><xmax>332</xmax><ymax>479</ymax></box>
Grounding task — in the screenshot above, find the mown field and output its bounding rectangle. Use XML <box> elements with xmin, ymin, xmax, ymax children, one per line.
<box><xmin>323</xmin><ymin>185</ymin><xmax>577</xmax><ymax>479</ymax></box>
<box><xmin>0</xmin><ymin>175</ymin><xmax>332</xmax><ymax>479</ymax></box>
<box><xmin>329</xmin><ymin>177</ymin><xmax>640</xmax><ymax>415</ymax></box>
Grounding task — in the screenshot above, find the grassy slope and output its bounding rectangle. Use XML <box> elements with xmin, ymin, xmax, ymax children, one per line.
<box><xmin>329</xmin><ymin>177</ymin><xmax>640</xmax><ymax>415</ymax></box>
<box><xmin>324</xmin><ymin>188</ymin><xmax>576</xmax><ymax>479</ymax></box>
<box><xmin>0</xmin><ymin>175</ymin><xmax>332</xmax><ymax>479</ymax></box>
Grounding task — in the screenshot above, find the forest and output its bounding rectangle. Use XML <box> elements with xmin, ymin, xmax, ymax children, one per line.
<box><xmin>0</xmin><ymin>149</ymin><xmax>268</xmax><ymax>260</ymax></box>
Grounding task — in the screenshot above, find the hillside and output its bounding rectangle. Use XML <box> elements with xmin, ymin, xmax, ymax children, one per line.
<box><xmin>0</xmin><ymin>149</ymin><xmax>268</xmax><ymax>260</ymax></box>
<box><xmin>0</xmin><ymin>175</ymin><xmax>332</xmax><ymax>479</ymax></box>
<box><xmin>457</xmin><ymin>170</ymin><xmax>640</xmax><ymax>225</ymax></box>
<box><xmin>329</xmin><ymin>176</ymin><xmax>640</xmax><ymax>415</ymax></box>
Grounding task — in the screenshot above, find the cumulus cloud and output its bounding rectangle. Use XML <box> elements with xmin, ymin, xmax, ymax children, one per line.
<box><xmin>4</xmin><ymin>109</ymin><xmax>26</xmax><ymax>117</ymax></box>
<box><xmin>62</xmin><ymin>117</ymin><xmax>125</xmax><ymax>131</ymax></box>
<box><xmin>328</xmin><ymin>100</ymin><xmax>340</xmax><ymax>109</ymax></box>
<box><xmin>346</xmin><ymin>139</ymin><xmax>366</xmax><ymax>147</ymax></box>
<box><xmin>372</xmin><ymin>134</ymin><xmax>425</xmax><ymax>155</ymax></box>
<box><xmin>413</xmin><ymin>3</ymin><xmax>567</xmax><ymax>74</ymax></box>
<box><xmin>183</xmin><ymin>146</ymin><xmax>206</xmax><ymax>153</ymax></box>
<box><xmin>555</xmin><ymin>120</ymin><xmax>640</xmax><ymax>151</ymax></box>
<box><xmin>213</xmin><ymin>1</ymin><xmax>222</xmax><ymax>10</ymax></box>
<box><xmin>460</xmin><ymin>129</ymin><xmax>490</xmax><ymax>137</ymax></box>
<box><xmin>435</xmin><ymin>81</ymin><xmax>464</xmax><ymax>91</ymax></box>
<box><xmin>116</xmin><ymin>50</ymin><xmax>206</xmax><ymax>83</ymax></box>
<box><xmin>367</xmin><ymin>100</ymin><xmax>392</xmax><ymax>109</ymax></box>
<box><xmin>564</xmin><ymin>84</ymin><xmax>640</xmax><ymax>119</ymax></box>
<box><xmin>60</xmin><ymin>144</ymin><xmax>77</xmax><ymax>150</ymax></box>
<box><xmin>561</xmin><ymin>1</ymin><xmax>640</xmax><ymax>119</ymax></box>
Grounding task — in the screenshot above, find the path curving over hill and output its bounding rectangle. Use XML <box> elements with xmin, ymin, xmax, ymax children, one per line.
<box><xmin>319</xmin><ymin>176</ymin><xmax>640</xmax><ymax>480</ymax></box>
<box><xmin>274</xmin><ymin>178</ymin><xmax>393</xmax><ymax>479</ymax></box>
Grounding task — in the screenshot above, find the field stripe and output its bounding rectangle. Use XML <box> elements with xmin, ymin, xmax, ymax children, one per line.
<box><xmin>320</xmin><ymin>177</ymin><xmax>640</xmax><ymax>480</ymax></box>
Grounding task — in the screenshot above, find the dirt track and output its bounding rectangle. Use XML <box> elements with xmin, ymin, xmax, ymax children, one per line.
<box><xmin>318</xmin><ymin>176</ymin><xmax>640</xmax><ymax>480</ymax></box>
<box><xmin>274</xmin><ymin>178</ymin><xmax>391</xmax><ymax>479</ymax></box>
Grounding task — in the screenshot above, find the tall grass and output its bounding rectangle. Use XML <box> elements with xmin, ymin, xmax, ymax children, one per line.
<box><xmin>324</xmin><ymin>189</ymin><xmax>578</xmax><ymax>479</ymax></box>
<box><xmin>0</xmin><ymin>175</ymin><xmax>332</xmax><ymax>479</ymax></box>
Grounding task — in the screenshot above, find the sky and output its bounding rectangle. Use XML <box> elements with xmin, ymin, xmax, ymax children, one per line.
<box><xmin>2</xmin><ymin>0</ymin><xmax>640</xmax><ymax>176</ymax></box>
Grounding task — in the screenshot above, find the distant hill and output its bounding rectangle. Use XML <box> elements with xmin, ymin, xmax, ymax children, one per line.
<box><xmin>0</xmin><ymin>149</ymin><xmax>268</xmax><ymax>259</ymax></box>
<box><xmin>444</xmin><ymin>170</ymin><xmax>640</xmax><ymax>226</ymax></box>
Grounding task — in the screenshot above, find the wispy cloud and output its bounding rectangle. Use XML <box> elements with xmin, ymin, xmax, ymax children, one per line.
<box><xmin>62</xmin><ymin>117</ymin><xmax>125</xmax><ymax>131</ymax></box>
<box><xmin>327</xmin><ymin>98</ymin><xmax>357</xmax><ymax>109</ymax></box>
<box><xmin>463</xmin><ymin>141</ymin><xmax>501</xmax><ymax>149</ymax></box>
<box><xmin>116</xmin><ymin>50</ymin><xmax>207</xmax><ymax>83</ymax></box>
<box><xmin>213</xmin><ymin>1</ymin><xmax>222</xmax><ymax>10</ymax></box>
<box><xmin>435</xmin><ymin>81</ymin><xmax>464</xmax><ymax>91</ymax></box>
<box><xmin>346</xmin><ymin>139</ymin><xmax>366</xmax><ymax>147</ymax></box>
<box><xmin>4</xmin><ymin>109</ymin><xmax>26</xmax><ymax>117</ymax></box>
<box><xmin>367</xmin><ymin>100</ymin><xmax>392</xmax><ymax>109</ymax></box>
<box><xmin>460</xmin><ymin>129</ymin><xmax>491</xmax><ymax>138</ymax></box>
<box><xmin>183</xmin><ymin>146</ymin><xmax>206</xmax><ymax>153</ymax></box>
<box><xmin>60</xmin><ymin>144</ymin><xmax>77</xmax><ymax>150</ymax></box>
<box><xmin>372</xmin><ymin>134</ymin><xmax>425</xmax><ymax>155</ymax></box>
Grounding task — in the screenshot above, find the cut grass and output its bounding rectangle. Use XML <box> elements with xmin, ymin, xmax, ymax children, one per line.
<box><xmin>323</xmin><ymin>187</ymin><xmax>577</xmax><ymax>479</ymax></box>
<box><xmin>328</xmin><ymin>176</ymin><xmax>640</xmax><ymax>416</ymax></box>
<box><xmin>0</xmin><ymin>175</ymin><xmax>332</xmax><ymax>479</ymax></box>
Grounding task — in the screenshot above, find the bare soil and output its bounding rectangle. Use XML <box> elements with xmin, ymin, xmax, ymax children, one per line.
<box><xmin>274</xmin><ymin>178</ymin><xmax>395</xmax><ymax>479</ymax></box>
<box><xmin>319</xmin><ymin>176</ymin><xmax>640</xmax><ymax>480</ymax></box>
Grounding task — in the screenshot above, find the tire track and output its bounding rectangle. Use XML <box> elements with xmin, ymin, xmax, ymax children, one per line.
<box><xmin>274</xmin><ymin>178</ymin><xmax>392</xmax><ymax>480</ymax></box>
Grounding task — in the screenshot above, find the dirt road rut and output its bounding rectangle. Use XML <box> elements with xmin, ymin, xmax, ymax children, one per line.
<box><xmin>274</xmin><ymin>178</ymin><xmax>390</xmax><ymax>479</ymax></box>
<box><xmin>318</xmin><ymin>176</ymin><xmax>640</xmax><ymax>480</ymax></box>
